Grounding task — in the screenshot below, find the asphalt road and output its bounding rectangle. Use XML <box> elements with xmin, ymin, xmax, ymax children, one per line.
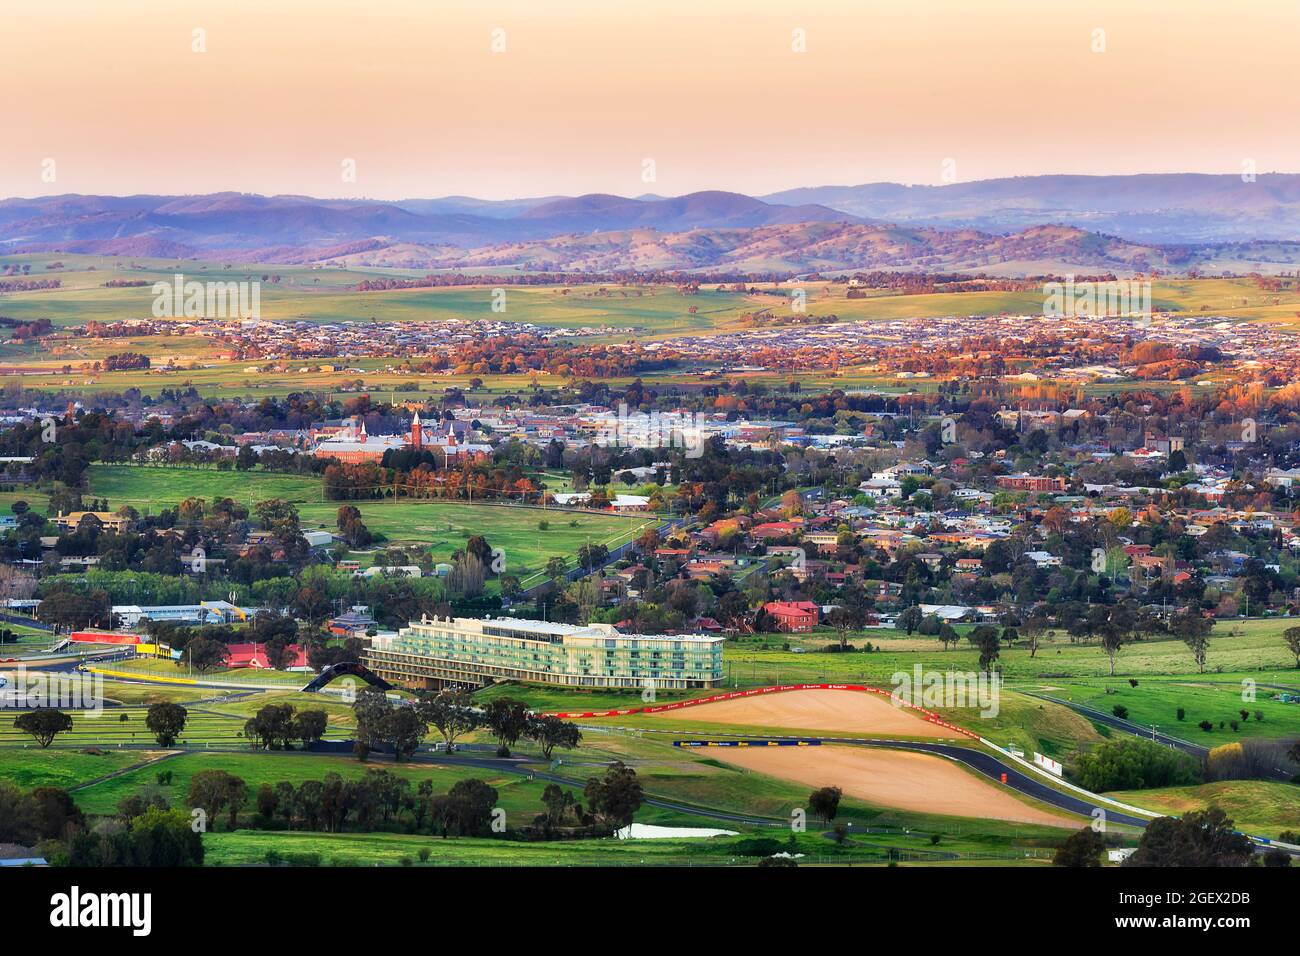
<box><xmin>10</xmin><ymin>665</ymin><xmax>1151</xmax><ymax>828</ymax></box>
<box><xmin>1027</xmin><ymin>692</ymin><xmax>1300</xmax><ymax>784</ymax></box>
<box><xmin>21</xmin><ymin>669</ymin><xmax>1293</xmax><ymax>848</ymax></box>
<box><xmin>848</xmin><ymin>738</ymin><xmax>1153</xmax><ymax>828</ymax></box>
<box><xmin>1024</xmin><ymin>692</ymin><xmax>1209</xmax><ymax>757</ymax></box>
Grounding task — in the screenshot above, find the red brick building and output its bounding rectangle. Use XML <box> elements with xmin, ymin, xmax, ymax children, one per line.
<box><xmin>312</xmin><ymin>413</ymin><xmax>427</xmax><ymax>464</ymax></box>
<box><xmin>763</xmin><ymin>600</ymin><xmax>820</xmax><ymax>632</ymax></box>
<box><xmin>995</xmin><ymin>474</ymin><xmax>1067</xmax><ymax>493</ymax></box>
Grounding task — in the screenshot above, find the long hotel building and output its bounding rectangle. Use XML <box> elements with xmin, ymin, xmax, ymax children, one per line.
<box><xmin>363</xmin><ymin>616</ymin><xmax>726</xmax><ymax>691</ymax></box>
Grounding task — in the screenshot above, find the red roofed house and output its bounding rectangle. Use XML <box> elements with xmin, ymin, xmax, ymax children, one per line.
<box><xmin>654</xmin><ymin>548</ymin><xmax>693</xmax><ymax>560</ymax></box>
<box><xmin>750</xmin><ymin>521</ymin><xmax>803</xmax><ymax>540</ymax></box>
<box><xmin>764</xmin><ymin>600</ymin><xmax>820</xmax><ymax>632</ymax></box>
<box><xmin>225</xmin><ymin>642</ymin><xmax>309</xmax><ymax>670</ymax></box>
<box><xmin>683</xmin><ymin>561</ymin><xmax>727</xmax><ymax>580</ymax></box>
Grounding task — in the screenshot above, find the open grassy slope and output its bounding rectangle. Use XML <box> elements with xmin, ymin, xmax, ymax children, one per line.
<box><xmin>1107</xmin><ymin>780</ymin><xmax>1300</xmax><ymax>839</ymax></box>
<box><xmin>85</xmin><ymin>463</ymin><xmax>656</xmax><ymax>579</ymax></box>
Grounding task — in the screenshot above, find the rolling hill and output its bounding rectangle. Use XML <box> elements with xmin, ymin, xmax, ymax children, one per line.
<box><xmin>0</xmin><ymin>190</ymin><xmax>856</xmax><ymax>259</ymax></box>
<box><xmin>762</xmin><ymin>173</ymin><xmax>1300</xmax><ymax>243</ymax></box>
<box><xmin>318</xmin><ymin>222</ymin><xmax>1300</xmax><ymax>276</ymax></box>
<box><xmin>5</xmin><ymin>178</ymin><xmax>1300</xmax><ymax>275</ymax></box>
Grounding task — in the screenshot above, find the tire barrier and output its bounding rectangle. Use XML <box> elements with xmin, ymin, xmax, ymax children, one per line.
<box><xmin>70</xmin><ymin>631</ymin><xmax>144</xmax><ymax>645</ymax></box>
<box><xmin>673</xmin><ymin>739</ymin><xmax>823</xmax><ymax>747</ymax></box>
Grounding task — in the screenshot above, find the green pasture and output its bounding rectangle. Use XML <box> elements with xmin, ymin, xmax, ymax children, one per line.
<box><xmin>722</xmin><ymin>619</ymin><xmax>1300</xmax><ymax>685</ymax></box>
<box><xmin>98</xmin><ymin>658</ymin><xmax>308</xmax><ymax>686</ymax></box>
<box><xmin>87</xmin><ymin>464</ymin><xmax>321</xmax><ymax>510</ymax></box>
<box><xmin>297</xmin><ymin>500</ymin><xmax>654</xmax><ymax>579</ymax></box>
<box><xmin>0</xmin><ymin>747</ymin><xmax>147</xmax><ymax>790</ymax></box>
<box><xmin>85</xmin><ymin>463</ymin><xmax>656</xmax><ymax>581</ymax></box>
<box><xmin>66</xmin><ymin>751</ymin><xmax>551</xmax><ymax>818</ymax></box>
<box><xmin>201</xmin><ymin>822</ymin><xmax>1064</xmax><ymax>867</ymax></box>
<box><xmin>6</xmin><ymin>262</ymin><xmax>1297</xmax><ymax>338</ymax></box>
<box><xmin>1107</xmin><ymin>780</ymin><xmax>1300</xmax><ymax>840</ymax></box>
<box><xmin>1033</xmin><ymin>676</ymin><xmax>1300</xmax><ymax>745</ymax></box>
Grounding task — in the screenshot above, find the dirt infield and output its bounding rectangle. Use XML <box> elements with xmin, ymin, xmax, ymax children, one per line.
<box><xmin>718</xmin><ymin>745</ymin><xmax>1074</xmax><ymax>827</ymax></box>
<box><xmin>646</xmin><ymin>688</ymin><xmax>951</xmax><ymax>737</ymax></box>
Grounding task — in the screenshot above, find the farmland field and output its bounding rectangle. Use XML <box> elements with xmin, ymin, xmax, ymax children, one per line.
<box><xmin>0</xmin><ymin>255</ymin><xmax>758</xmax><ymax>337</ymax></box>
<box><xmin>4</xmin><ymin>257</ymin><xmax>1300</xmax><ymax>342</ymax></box>
<box><xmin>717</xmin><ymin>618</ymin><xmax>1300</xmax><ymax>684</ymax></box>
<box><xmin>85</xmin><ymin>463</ymin><xmax>657</xmax><ymax>580</ymax></box>
<box><xmin>6</xmin><ymin>263</ymin><xmax>1300</xmax><ymax>404</ymax></box>
<box><xmin>87</xmin><ymin>464</ymin><xmax>322</xmax><ymax>509</ymax></box>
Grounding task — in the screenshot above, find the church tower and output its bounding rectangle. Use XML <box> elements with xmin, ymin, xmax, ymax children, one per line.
<box><xmin>410</xmin><ymin>411</ymin><xmax>423</xmax><ymax>450</ymax></box>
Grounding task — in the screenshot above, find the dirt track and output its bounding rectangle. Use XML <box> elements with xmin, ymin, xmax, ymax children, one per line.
<box><xmin>718</xmin><ymin>745</ymin><xmax>1073</xmax><ymax>827</ymax></box>
<box><xmin>649</xmin><ymin>688</ymin><xmax>950</xmax><ymax>737</ymax></box>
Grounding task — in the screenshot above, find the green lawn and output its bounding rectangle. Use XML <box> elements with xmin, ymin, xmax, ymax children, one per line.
<box><xmin>1106</xmin><ymin>780</ymin><xmax>1300</xmax><ymax>840</ymax></box>
<box><xmin>201</xmin><ymin>824</ymin><xmax>1064</xmax><ymax>867</ymax></box>
<box><xmin>0</xmin><ymin>488</ymin><xmax>48</xmax><ymax>514</ymax></box>
<box><xmin>0</xmin><ymin>622</ymin><xmax>56</xmax><ymax>648</ymax></box>
<box><xmin>1030</xmin><ymin>676</ymin><xmax>1300</xmax><ymax>745</ymax></box>
<box><xmin>1</xmin><ymin>707</ymin><xmax>255</xmax><ymax>748</ymax></box>
<box><xmin>86</xmin><ymin>463</ymin><xmax>656</xmax><ymax>581</ymax></box>
<box><xmin>87</xmin><ymin>464</ymin><xmax>321</xmax><ymax>510</ymax></box>
<box><xmin>297</xmin><ymin>499</ymin><xmax>654</xmax><ymax>583</ymax></box>
<box><xmin>66</xmin><ymin>751</ymin><xmax>552</xmax><ymax>818</ymax></box>
<box><xmin>99</xmin><ymin>658</ymin><xmax>308</xmax><ymax>686</ymax></box>
<box><xmin>722</xmin><ymin>619</ymin><xmax>1300</xmax><ymax>684</ymax></box>
<box><xmin>0</xmin><ymin>747</ymin><xmax>147</xmax><ymax>790</ymax></box>
<box><xmin>1</xmin><ymin>685</ymin><xmax>360</xmax><ymax>753</ymax></box>
<box><xmin>96</xmin><ymin>683</ymin><xmax>240</xmax><ymax>707</ymax></box>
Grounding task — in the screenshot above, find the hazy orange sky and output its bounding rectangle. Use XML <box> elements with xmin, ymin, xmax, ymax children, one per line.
<box><xmin>2</xmin><ymin>0</ymin><xmax>1297</xmax><ymax>200</ymax></box>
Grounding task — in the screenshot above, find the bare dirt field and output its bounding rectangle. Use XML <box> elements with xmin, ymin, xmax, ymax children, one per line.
<box><xmin>650</xmin><ymin>689</ymin><xmax>951</xmax><ymax>737</ymax></box>
<box><xmin>719</xmin><ymin>745</ymin><xmax>1074</xmax><ymax>827</ymax></box>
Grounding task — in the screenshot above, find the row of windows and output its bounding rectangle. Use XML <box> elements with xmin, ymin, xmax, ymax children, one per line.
<box><xmin>365</xmin><ymin>649</ymin><xmax>722</xmax><ymax>690</ymax></box>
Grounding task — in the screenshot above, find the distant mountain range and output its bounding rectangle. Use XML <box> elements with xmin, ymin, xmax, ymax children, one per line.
<box><xmin>0</xmin><ymin>190</ymin><xmax>855</xmax><ymax>258</ymax></box>
<box><xmin>2</xmin><ymin>174</ymin><xmax>1299</xmax><ymax>274</ymax></box>
<box><xmin>762</xmin><ymin>173</ymin><xmax>1300</xmax><ymax>243</ymax></box>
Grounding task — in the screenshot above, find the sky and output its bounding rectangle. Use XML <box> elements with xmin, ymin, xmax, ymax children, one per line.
<box><xmin>2</xmin><ymin>0</ymin><xmax>1297</xmax><ymax>200</ymax></box>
